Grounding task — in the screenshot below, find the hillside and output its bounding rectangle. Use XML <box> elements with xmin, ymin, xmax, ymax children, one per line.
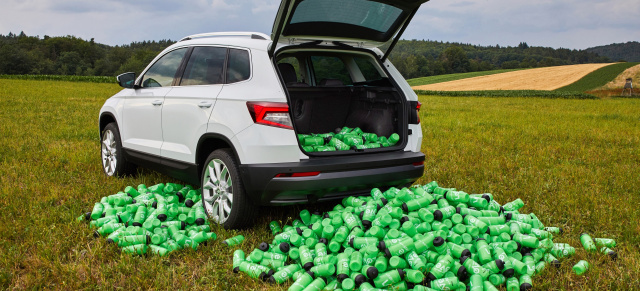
<box><xmin>411</xmin><ymin>63</ymin><xmax>612</xmax><ymax>91</ymax></box>
<box><xmin>586</xmin><ymin>41</ymin><xmax>640</xmax><ymax>62</ymax></box>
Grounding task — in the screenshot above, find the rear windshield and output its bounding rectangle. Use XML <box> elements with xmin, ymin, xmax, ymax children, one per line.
<box><xmin>290</xmin><ymin>0</ymin><xmax>403</xmax><ymax>33</ymax></box>
<box><xmin>277</xmin><ymin>52</ymin><xmax>388</xmax><ymax>86</ymax></box>
<box><xmin>284</xmin><ymin>0</ymin><xmax>406</xmax><ymax>42</ymax></box>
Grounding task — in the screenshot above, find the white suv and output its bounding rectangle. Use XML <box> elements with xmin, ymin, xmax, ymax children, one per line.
<box><xmin>99</xmin><ymin>0</ymin><xmax>427</xmax><ymax>228</ymax></box>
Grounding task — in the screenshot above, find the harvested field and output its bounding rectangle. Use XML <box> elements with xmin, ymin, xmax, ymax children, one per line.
<box><xmin>412</xmin><ymin>63</ymin><xmax>613</xmax><ymax>91</ymax></box>
<box><xmin>598</xmin><ymin>63</ymin><xmax>640</xmax><ymax>90</ymax></box>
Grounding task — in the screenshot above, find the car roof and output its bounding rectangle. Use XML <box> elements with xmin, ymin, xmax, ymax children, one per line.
<box><xmin>168</xmin><ymin>32</ymin><xmax>272</xmax><ymax>52</ymax></box>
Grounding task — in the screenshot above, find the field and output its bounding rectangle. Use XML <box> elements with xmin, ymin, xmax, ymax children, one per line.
<box><xmin>411</xmin><ymin>63</ymin><xmax>613</xmax><ymax>91</ymax></box>
<box><xmin>1</xmin><ymin>79</ymin><xmax>640</xmax><ymax>290</ymax></box>
<box><xmin>407</xmin><ymin>69</ymin><xmax>523</xmax><ymax>87</ymax></box>
<box><xmin>555</xmin><ymin>62</ymin><xmax>640</xmax><ymax>92</ymax></box>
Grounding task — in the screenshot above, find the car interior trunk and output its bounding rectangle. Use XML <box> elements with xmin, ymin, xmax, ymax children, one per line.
<box><xmin>275</xmin><ymin>49</ymin><xmax>406</xmax><ymax>154</ymax></box>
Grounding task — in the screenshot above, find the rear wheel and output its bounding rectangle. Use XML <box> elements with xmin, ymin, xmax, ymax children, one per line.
<box><xmin>101</xmin><ymin>123</ymin><xmax>136</xmax><ymax>177</ymax></box>
<box><xmin>201</xmin><ymin>149</ymin><xmax>257</xmax><ymax>229</ymax></box>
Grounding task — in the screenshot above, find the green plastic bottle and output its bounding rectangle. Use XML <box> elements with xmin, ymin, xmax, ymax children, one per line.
<box><xmin>372</xmin><ymin>269</ymin><xmax>405</xmax><ymax>289</ymax></box>
<box><xmin>506</xmin><ymin>276</ymin><xmax>519</xmax><ymax>291</ymax></box>
<box><xmin>469</xmin><ymin>274</ymin><xmax>483</xmax><ymax>291</ymax></box>
<box><xmin>572</xmin><ymin>260</ymin><xmax>589</xmax><ymax>275</ymax></box>
<box><xmin>600</xmin><ymin>246</ymin><xmax>617</xmax><ymax>260</ymax></box>
<box><xmin>519</xmin><ymin>274</ymin><xmax>533</xmax><ymax>290</ymax></box>
<box><xmin>427</xmin><ymin>276</ymin><xmax>459</xmax><ymax>290</ymax></box>
<box><xmin>223</xmin><ymin>235</ymin><xmax>245</xmax><ymax>246</ymax></box>
<box><xmin>427</xmin><ymin>254</ymin><xmax>454</xmax><ymax>281</ymax></box>
<box><xmin>580</xmin><ymin>233</ymin><xmax>597</xmax><ymax>252</ymax></box>
<box><xmin>594</xmin><ymin>238</ymin><xmax>616</xmax><ymax>248</ymax></box>
<box><xmin>461</xmin><ymin>256</ymin><xmax>491</xmax><ymax>280</ymax></box>
<box><xmin>288</xmin><ymin>272</ymin><xmax>314</xmax><ymax>291</ymax></box>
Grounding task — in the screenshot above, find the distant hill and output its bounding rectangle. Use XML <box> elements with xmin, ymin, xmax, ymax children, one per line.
<box><xmin>585</xmin><ymin>41</ymin><xmax>640</xmax><ymax>62</ymax></box>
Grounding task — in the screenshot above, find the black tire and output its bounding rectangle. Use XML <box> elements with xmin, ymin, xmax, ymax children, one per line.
<box><xmin>200</xmin><ymin>149</ymin><xmax>258</xmax><ymax>229</ymax></box>
<box><xmin>100</xmin><ymin>123</ymin><xmax>136</xmax><ymax>177</ymax></box>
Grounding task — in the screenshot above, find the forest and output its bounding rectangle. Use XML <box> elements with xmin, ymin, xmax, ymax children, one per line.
<box><xmin>0</xmin><ymin>32</ymin><xmax>616</xmax><ymax>79</ymax></box>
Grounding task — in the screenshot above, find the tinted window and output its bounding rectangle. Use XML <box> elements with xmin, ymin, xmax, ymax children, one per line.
<box><xmin>290</xmin><ymin>0</ymin><xmax>403</xmax><ymax>33</ymax></box>
<box><xmin>311</xmin><ymin>56</ymin><xmax>352</xmax><ymax>86</ymax></box>
<box><xmin>354</xmin><ymin>56</ymin><xmax>384</xmax><ymax>81</ymax></box>
<box><xmin>277</xmin><ymin>57</ymin><xmax>303</xmax><ymax>82</ymax></box>
<box><xmin>226</xmin><ymin>49</ymin><xmax>251</xmax><ymax>83</ymax></box>
<box><xmin>141</xmin><ymin>48</ymin><xmax>187</xmax><ymax>88</ymax></box>
<box><xmin>180</xmin><ymin>46</ymin><xmax>227</xmax><ymax>86</ymax></box>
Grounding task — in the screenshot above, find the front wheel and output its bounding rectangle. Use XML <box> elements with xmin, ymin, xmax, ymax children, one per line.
<box><xmin>201</xmin><ymin>149</ymin><xmax>258</xmax><ymax>229</ymax></box>
<box><xmin>101</xmin><ymin>123</ymin><xmax>136</xmax><ymax>177</ymax></box>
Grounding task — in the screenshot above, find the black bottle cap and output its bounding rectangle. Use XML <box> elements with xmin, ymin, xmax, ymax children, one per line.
<box><xmin>476</xmin><ymin>237</ymin><xmax>486</xmax><ymax>242</ymax></box>
<box><xmin>337</xmin><ymin>274</ymin><xmax>349</xmax><ymax>282</ymax></box>
<box><xmin>323</xmin><ymin>136</ymin><xmax>332</xmax><ymax>144</ymax></box>
<box><xmin>362</xmin><ymin>220</ymin><xmax>372</xmax><ymax>229</ymax></box>
<box><xmin>433</xmin><ymin>210</ymin><xmax>443</xmax><ymax>221</ymax></box>
<box><xmin>160</xmin><ymin>225</ymin><xmax>168</xmax><ymax>228</ymax></box>
<box><xmin>496</xmin><ymin>259</ymin><xmax>505</xmax><ymax>270</ymax></box>
<box><xmin>303</xmin><ymin>262</ymin><xmax>314</xmax><ymax>271</ymax></box>
<box><xmin>457</xmin><ymin>265</ymin><xmax>468</xmax><ymax>281</ymax></box>
<box><xmin>259</xmin><ymin>242</ymin><xmax>269</xmax><ymax>252</ymax></box>
<box><xmin>378</xmin><ymin>241</ymin><xmax>386</xmax><ymax>251</ymax></box>
<box><xmin>106</xmin><ymin>238</ymin><xmax>114</xmax><ymax>244</ymax></box>
<box><xmin>380</xmin><ymin>197</ymin><xmax>388</xmax><ymax>205</ymax></box>
<box><xmin>366</xmin><ymin>267</ymin><xmax>379</xmax><ymax>279</ymax></box>
<box><xmin>158</xmin><ymin>214</ymin><xmax>168</xmax><ymax>222</ymax></box>
<box><xmin>267</xmin><ymin>269</ymin><xmax>275</xmax><ymax>276</ymax></box>
<box><xmin>397</xmin><ymin>269</ymin><xmax>406</xmax><ymax>279</ymax></box>
<box><xmin>520</xmin><ymin>283</ymin><xmax>533</xmax><ymax>291</ymax></box>
<box><xmin>308</xmin><ymin>224</ymin><xmax>313</xmax><ymax>229</ymax></box>
<box><xmin>401</xmin><ymin>203</ymin><xmax>408</xmax><ymax>212</ymax></box>
<box><xmin>132</xmin><ymin>199</ymin><xmax>137</xmax><ymax>204</ymax></box>
<box><xmin>456</xmin><ymin>207</ymin><xmax>461</xmax><ymax>214</ymax></box>
<box><xmin>222</xmin><ymin>241</ymin><xmax>229</xmax><ymax>246</ymax></box>
<box><xmin>233</xmin><ymin>266</ymin><xmax>239</xmax><ymax>273</ymax></box>
<box><xmin>101</xmin><ymin>212</ymin><xmax>106</xmax><ymax>218</ymax></box>
<box><xmin>384</xmin><ymin>248</ymin><xmax>392</xmax><ymax>258</ymax></box>
<box><xmin>176</xmin><ymin>191</ymin><xmax>185</xmax><ymax>200</ymax></box>
<box><xmin>296</xmin><ymin>227</ymin><xmax>303</xmax><ymax>236</ymax></box>
<box><xmin>400</xmin><ymin>216</ymin><xmax>410</xmax><ymax>224</ymax></box>
<box><xmin>266</xmin><ymin>276</ymin><xmax>275</xmax><ymax>284</ymax></box>
<box><xmin>515</xmin><ymin>242</ymin><xmax>522</xmax><ymax>251</ymax></box>
<box><xmin>433</xmin><ymin>236</ymin><xmax>445</xmax><ymax>247</ymax></box>
<box><xmin>607</xmin><ymin>250</ymin><xmax>618</xmax><ymax>260</ymax></box>
<box><xmin>320</xmin><ymin>277</ymin><xmax>328</xmax><ymax>284</ymax></box>
<box><xmin>279</xmin><ymin>242</ymin><xmax>290</xmax><ymax>253</ymax></box>
<box><xmin>460</xmin><ymin>256</ymin><xmax>469</xmax><ymax>264</ymax></box>
<box><xmin>521</xmin><ymin>247</ymin><xmax>532</xmax><ymax>254</ymax></box>
<box><xmin>407</xmin><ymin>282</ymin><xmax>415</xmax><ymax>290</ymax></box>
<box><xmin>84</xmin><ymin>212</ymin><xmax>91</xmax><ymax>221</ymax></box>
<box><xmin>503</xmin><ymin>268</ymin><xmax>515</xmax><ymax>278</ymax></box>
<box><xmin>505</xmin><ymin>213</ymin><xmax>512</xmax><ymax>221</ymax></box>
<box><xmin>558</xmin><ymin>227</ymin><xmax>564</xmax><ymax>234</ymax></box>
<box><xmin>482</xmin><ymin>194</ymin><xmax>490</xmax><ymax>202</ymax></box>
<box><xmin>258</xmin><ymin>272</ymin><xmax>268</xmax><ymax>281</ymax></box>
<box><xmin>195</xmin><ymin>218</ymin><xmax>204</xmax><ymax>225</ymax></box>
<box><xmin>145</xmin><ymin>235</ymin><xmax>151</xmax><ymax>245</ymax></box>
<box><xmin>461</xmin><ymin>249</ymin><xmax>471</xmax><ymax>258</ymax></box>
<box><xmin>376</xmin><ymin>204</ymin><xmax>382</xmax><ymax>211</ymax></box>
<box><xmin>524</xmin><ymin>252</ymin><xmax>533</xmax><ymax>257</ymax></box>
<box><xmin>185</xmin><ymin>200</ymin><xmax>194</xmax><ymax>208</ymax></box>
<box><xmin>552</xmin><ymin>260</ymin><xmax>561</xmax><ymax>267</ymax></box>
<box><xmin>152</xmin><ymin>201</ymin><xmax>158</xmax><ymax>208</ymax></box>
<box><xmin>354</xmin><ymin>274</ymin><xmax>366</xmax><ymax>285</ymax></box>
<box><xmin>349</xmin><ymin>238</ymin><xmax>355</xmax><ymax>247</ymax></box>
<box><xmin>307</xmin><ymin>271</ymin><xmax>315</xmax><ymax>279</ymax></box>
<box><xmin>486</xmin><ymin>228</ymin><xmax>491</xmax><ymax>235</ymax></box>
<box><xmin>499</xmin><ymin>206</ymin><xmax>505</xmax><ymax>214</ymax></box>
<box><xmin>426</xmin><ymin>272</ymin><xmax>436</xmax><ymax>281</ymax></box>
<box><xmin>132</xmin><ymin>222</ymin><xmax>142</xmax><ymax>227</ymax></box>
<box><xmin>319</xmin><ymin>238</ymin><xmax>328</xmax><ymax>244</ymax></box>
<box><xmin>93</xmin><ymin>231</ymin><xmax>100</xmax><ymax>238</ymax></box>
<box><xmin>181</xmin><ymin>221</ymin><xmax>187</xmax><ymax>230</ymax></box>
<box><xmin>359</xmin><ymin>211</ymin><xmax>364</xmax><ymax>219</ymax></box>
<box><xmin>430</xmin><ymin>199</ymin><xmax>438</xmax><ymax>205</ymax></box>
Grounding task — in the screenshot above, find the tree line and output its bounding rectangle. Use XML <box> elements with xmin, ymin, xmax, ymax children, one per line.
<box><xmin>387</xmin><ymin>40</ymin><xmax>612</xmax><ymax>79</ymax></box>
<box><xmin>1</xmin><ymin>32</ymin><xmax>612</xmax><ymax>79</ymax></box>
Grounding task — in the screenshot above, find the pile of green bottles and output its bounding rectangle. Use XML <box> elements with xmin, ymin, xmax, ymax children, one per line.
<box><xmin>298</xmin><ymin>127</ymin><xmax>400</xmax><ymax>152</ymax></box>
<box><xmin>232</xmin><ymin>181</ymin><xmax>581</xmax><ymax>291</ymax></box>
<box><xmin>77</xmin><ymin>183</ymin><xmax>216</xmax><ymax>255</ymax></box>
<box><xmin>572</xmin><ymin>233</ymin><xmax>617</xmax><ymax>275</ymax></box>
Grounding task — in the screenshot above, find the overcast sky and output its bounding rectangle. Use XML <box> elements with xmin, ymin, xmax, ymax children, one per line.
<box><xmin>2</xmin><ymin>0</ymin><xmax>638</xmax><ymax>50</ymax></box>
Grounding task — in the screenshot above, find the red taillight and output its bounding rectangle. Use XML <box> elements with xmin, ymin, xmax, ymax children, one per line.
<box><xmin>246</xmin><ymin>101</ymin><xmax>293</xmax><ymax>129</ymax></box>
<box><xmin>416</xmin><ymin>101</ymin><xmax>421</xmax><ymax>124</ymax></box>
<box><xmin>413</xmin><ymin>161</ymin><xmax>424</xmax><ymax>166</ymax></box>
<box><xmin>275</xmin><ymin>171</ymin><xmax>321</xmax><ymax>178</ymax></box>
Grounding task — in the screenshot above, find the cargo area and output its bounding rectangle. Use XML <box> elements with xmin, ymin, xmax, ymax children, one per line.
<box><xmin>276</xmin><ymin>50</ymin><xmax>406</xmax><ymax>153</ymax></box>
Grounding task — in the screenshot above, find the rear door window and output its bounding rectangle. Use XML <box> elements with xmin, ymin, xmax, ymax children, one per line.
<box><xmin>226</xmin><ymin>48</ymin><xmax>251</xmax><ymax>83</ymax></box>
<box><xmin>180</xmin><ymin>46</ymin><xmax>227</xmax><ymax>86</ymax></box>
<box><xmin>310</xmin><ymin>56</ymin><xmax>352</xmax><ymax>86</ymax></box>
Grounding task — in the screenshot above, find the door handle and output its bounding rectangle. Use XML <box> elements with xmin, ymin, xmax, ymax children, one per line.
<box><xmin>152</xmin><ymin>100</ymin><xmax>163</xmax><ymax>106</ymax></box>
<box><xmin>198</xmin><ymin>101</ymin><xmax>213</xmax><ymax>108</ymax></box>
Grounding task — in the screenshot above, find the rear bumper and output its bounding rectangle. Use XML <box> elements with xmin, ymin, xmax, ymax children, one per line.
<box><xmin>239</xmin><ymin>151</ymin><xmax>425</xmax><ymax>205</ymax></box>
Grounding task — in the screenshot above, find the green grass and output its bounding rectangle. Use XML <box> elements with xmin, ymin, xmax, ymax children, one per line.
<box><xmin>555</xmin><ymin>62</ymin><xmax>640</xmax><ymax>92</ymax></box>
<box><xmin>0</xmin><ymin>74</ymin><xmax>116</xmax><ymax>83</ymax></box>
<box><xmin>413</xmin><ymin>90</ymin><xmax>597</xmax><ymax>99</ymax></box>
<box><xmin>1</xmin><ymin>79</ymin><xmax>640</xmax><ymax>290</ymax></box>
<box><xmin>407</xmin><ymin>69</ymin><xmax>524</xmax><ymax>86</ymax></box>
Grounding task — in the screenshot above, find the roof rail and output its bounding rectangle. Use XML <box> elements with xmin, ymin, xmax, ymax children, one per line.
<box><xmin>180</xmin><ymin>32</ymin><xmax>270</xmax><ymax>42</ymax></box>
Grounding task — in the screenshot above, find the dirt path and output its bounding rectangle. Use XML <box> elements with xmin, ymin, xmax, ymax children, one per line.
<box><xmin>412</xmin><ymin>63</ymin><xmax>614</xmax><ymax>91</ymax></box>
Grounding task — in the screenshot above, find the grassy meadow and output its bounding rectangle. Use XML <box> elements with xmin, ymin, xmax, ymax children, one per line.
<box><xmin>1</xmin><ymin>79</ymin><xmax>639</xmax><ymax>290</ymax></box>
<box><xmin>407</xmin><ymin>69</ymin><xmax>523</xmax><ymax>87</ymax></box>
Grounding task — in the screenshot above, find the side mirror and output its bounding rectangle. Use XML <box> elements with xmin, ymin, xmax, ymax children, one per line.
<box><xmin>116</xmin><ymin>72</ymin><xmax>137</xmax><ymax>89</ymax></box>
